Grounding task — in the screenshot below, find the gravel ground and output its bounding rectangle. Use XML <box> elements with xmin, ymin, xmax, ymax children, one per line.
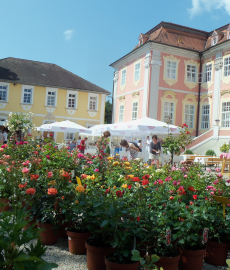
<box><xmin>41</xmin><ymin>238</ymin><xmax>230</xmax><ymax>270</ymax></box>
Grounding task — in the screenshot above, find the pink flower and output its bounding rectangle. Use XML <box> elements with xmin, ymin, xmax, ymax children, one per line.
<box><xmin>171</xmin><ymin>167</ymin><xmax>176</xmax><ymax>171</ymax></box>
<box><xmin>28</xmin><ymin>133</ymin><xmax>32</xmax><ymax>136</ymax></box>
<box><xmin>217</xmin><ymin>173</ymin><xmax>222</xmax><ymax>178</ymax></box>
<box><xmin>210</xmin><ymin>191</ymin><xmax>214</xmax><ymax>195</ymax></box>
<box><xmin>207</xmin><ymin>186</ymin><xmax>213</xmax><ymax>190</ymax></box>
<box><xmin>213</xmin><ymin>180</ymin><xmax>219</xmax><ymax>185</ymax></box>
<box><xmin>173</xmin><ymin>180</ymin><xmax>177</xmax><ymax>186</ymax></box>
<box><xmin>6</xmin><ymin>168</ymin><xmax>11</xmax><ymax>172</ymax></box>
<box><xmin>47</xmin><ymin>172</ymin><xmax>53</xmax><ymax>178</ymax></box>
<box><xmin>170</xmin><ymin>190</ymin><xmax>174</xmax><ymax>194</ymax></box>
<box><xmin>206</xmin><ymin>168</ymin><xmax>211</xmax><ymax>173</ymax></box>
<box><xmin>227</xmin><ymin>180</ymin><xmax>230</xmax><ymax>183</ymax></box>
<box><xmin>46</xmin><ymin>155</ymin><xmax>50</xmax><ymax>159</ymax></box>
<box><xmin>22</xmin><ymin>168</ymin><xmax>29</xmax><ymax>173</ymax></box>
<box><xmin>184</xmin><ymin>174</ymin><xmax>187</xmax><ymax>178</ymax></box>
<box><xmin>154</xmin><ymin>181</ymin><xmax>157</xmax><ymax>185</ymax></box>
<box><xmin>23</xmin><ymin>141</ymin><xmax>29</xmax><ymax>144</ymax></box>
<box><xmin>158</xmin><ymin>179</ymin><xmax>163</xmax><ymax>184</ymax></box>
<box><xmin>94</xmin><ymin>168</ymin><xmax>99</xmax><ymax>172</ymax></box>
<box><xmin>87</xmin><ymin>161</ymin><xmax>93</xmax><ymax>164</ymax></box>
<box><xmin>198</xmin><ymin>174</ymin><xmax>200</xmax><ymax>177</ymax></box>
<box><xmin>215</xmin><ymin>168</ymin><xmax>220</xmax><ymax>172</ymax></box>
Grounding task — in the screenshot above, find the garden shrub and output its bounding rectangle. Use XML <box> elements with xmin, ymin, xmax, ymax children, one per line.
<box><xmin>184</xmin><ymin>149</ymin><xmax>193</xmax><ymax>154</ymax></box>
<box><xmin>205</xmin><ymin>149</ymin><xmax>216</xmax><ymax>156</ymax></box>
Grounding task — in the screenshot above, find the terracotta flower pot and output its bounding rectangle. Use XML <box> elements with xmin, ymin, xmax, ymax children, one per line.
<box><xmin>155</xmin><ymin>255</ymin><xmax>180</xmax><ymax>270</ymax></box>
<box><xmin>179</xmin><ymin>248</ymin><xmax>205</xmax><ymax>270</ymax></box>
<box><xmin>105</xmin><ymin>254</ymin><xmax>140</xmax><ymax>270</ymax></box>
<box><xmin>85</xmin><ymin>241</ymin><xmax>115</xmax><ymax>270</ymax></box>
<box><xmin>0</xmin><ymin>198</ymin><xmax>10</xmax><ymax>212</ymax></box>
<box><xmin>23</xmin><ymin>216</ymin><xmax>36</xmax><ymax>231</ymax></box>
<box><xmin>37</xmin><ymin>222</ymin><xmax>58</xmax><ymax>245</ymax></box>
<box><xmin>204</xmin><ymin>240</ymin><xmax>228</xmax><ymax>266</ymax></box>
<box><xmin>58</xmin><ymin>221</ymin><xmax>71</xmax><ymax>238</ymax></box>
<box><xmin>67</xmin><ymin>231</ymin><xmax>90</xmax><ymax>254</ymax></box>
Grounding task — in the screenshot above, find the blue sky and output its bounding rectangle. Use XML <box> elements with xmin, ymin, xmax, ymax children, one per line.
<box><xmin>1</xmin><ymin>0</ymin><xmax>230</xmax><ymax>101</ymax></box>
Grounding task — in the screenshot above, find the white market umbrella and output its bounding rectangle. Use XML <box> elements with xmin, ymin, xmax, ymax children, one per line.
<box><xmin>109</xmin><ymin>117</ymin><xmax>180</xmax><ymax>135</ymax></box>
<box><xmin>37</xmin><ymin>120</ymin><xmax>91</xmax><ymax>134</ymax></box>
<box><xmin>89</xmin><ymin>123</ymin><xmax>114</xmax><ymax>135</ymax></box>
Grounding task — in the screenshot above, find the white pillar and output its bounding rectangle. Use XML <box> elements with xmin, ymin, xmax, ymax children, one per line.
<box><xmin>142</xmin><ymin>52</ymin><xmax>151</xmax><ymax>118</ymax></box>
<box><xmin>112</xmin><ymin>71</ymin><xmax>119</xmax><ymax>123</ymax></box>
<box><xmin>149</xmin><ymin>51</ymin><xmax>162</xmax><ymax>119</ymax></box>
<box><xmin>100</xmin><ymin>94</ymin><xmax>106</xmax><ymax>124</ymax></box>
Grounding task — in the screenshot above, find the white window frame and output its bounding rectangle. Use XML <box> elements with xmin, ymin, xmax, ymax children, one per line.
<box><xmin>221</xmin><ymin>102</ymin><xmax>230</xmax><ymax>127</ymax></box>
<box><xmin>186</xmin><ymin>65</ymin><xmax>197</xmax><ymax>83</ymax></box>
<box><xmin>201</xmin><ymin>105</ymin><xmax>210</xmax><ymax>129</ymax></box>
<box><xmin>132</xmin><ymin>101</ymin><xmax>138</xmax><ymax>121</ymax></box>
<box><xmin>45</xmin><ymin>88</ymin><xmax>58</xmax><ymax>107</ymax></box>
<box><xmin>212</xmin><ymin>36</ymin><xmax>218</xmax><ymax>46</ymax></box>
<box><xmin>119</xmin><ymin>104</ymin><xmax>124</xmax><ymax>122</ymax></box>
<box><xmin>184</xmin><ymin>104</ymin><xmax>195</xmax><ymax>129</ymax></box>
<box><xmin>64</xmin><ymin>132</ymin><xmax>75</xmax><ymax>142</ymax></box>
<box><xmin>21</xmin><ymin>85</ymin><xmax>34</xmax><ymax>104</ymax></box>
<box><xmin>121</xmin><ymin>69</ymin><xmax>127</xmax><ymax>86</ymax></box>
<box><xmin>224</xmin><ymin>56</ymin><xmax>230</xmax><ymax>78</ymax></box>
<box><xmin>163</xmin><ymin>101</ymin><xmax>174</xmax><ymax>124</ymax></box>
<box><xmin>204</xmin><ymin>64</ymin><xmax>212</xmax><ymax>83</ymax></box>
<box><xmin>66</xmin><ymin>90</ymin><xmax>78</xmax><ymax>109</ymax></box>
<box><xmin>165</xmin><ymin>60</ymin><xmax>177</xmax><ymax>80</ymax></box>
<box><xmin>134</xmin><ymin>62</ymin><xmax>141</xmax><ymax>81</ymax></box>
<box><xmin>0</xmin><ymin>82</ymin><xmax>9</xmax><ymax>102</ymax></box>
<box><xmin>88</xmin><ymin>93</ymin><xmax>99</xmax><ymax>111</ymax></box>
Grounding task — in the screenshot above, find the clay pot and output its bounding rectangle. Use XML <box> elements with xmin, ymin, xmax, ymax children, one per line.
<box><xmin>105</xmin><ymin>254</ymin><xmax>140</xmax><ymax>270</ymax></box>
<box><xmin>37</xmin><ymin>222</ymin><xmax>58</xmax><ymax>245</ymax></box>
<box><xmin>67</xmin><ymin>231</ymin><xmax>90</xmax><ymax>254</ymax></box>
<box><xmin>155</xmin><ymin>255</ymin><xmax>180</xmax><ymax>270</ymax></box>
<box><xmin>204</xmin><ymin>240</ymin><xmax>228</xmax><ymax>266</ymax></box>
<box><xmin>58</xmin><ymin>221</ymin><xmax>71</xmax><ymax>238</ymax></box>
<box><xmin>0</xmin><ymin>198</ymin><xmax>10</xmax><ymax>212</ymax></box>
<box><xmin>85</xmin><ymin>241</ymin><xmax>115</xmax><ymax>270</ymax></box>
<box><xmin>179</xmin><ymin>248</ymin><xmax>205</xmax><ymax>270</ymax></box>
<box><xmin>23</xmin><ymin>216</ymin><xmax>36</xmax><ymax>231</ymax></box>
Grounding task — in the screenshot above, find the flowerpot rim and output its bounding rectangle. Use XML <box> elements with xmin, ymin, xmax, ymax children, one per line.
<box><xmin>206</xmin><ymin>240</ymin><xmax>229</xmax><ymax>247</ymax></box>
<box><xmin>67</xmin><ymin>230</ymin><xmax>91</xmax><ymax>237</ymax></box>
<box><xmin>105</xmin><ymin>253</ymin><xmax>140</xmax><ymax>268</ymax></box>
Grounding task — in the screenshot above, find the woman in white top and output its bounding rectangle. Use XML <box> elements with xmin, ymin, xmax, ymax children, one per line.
<box><xmin>77</xmin><ymin>136</ymin><xmax>81</xmax><ymax>149</ymax></box>
<box><xmin>120</xmin><ymin>139</ymin><xmax>140</xmax><ymax>159</ymax></box>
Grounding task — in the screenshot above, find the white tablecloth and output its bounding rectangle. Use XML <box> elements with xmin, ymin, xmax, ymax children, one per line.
<box><xmin>194</xmin><ymin>157</ymin><xmax>209</xmax><ymax>165</ymax></box>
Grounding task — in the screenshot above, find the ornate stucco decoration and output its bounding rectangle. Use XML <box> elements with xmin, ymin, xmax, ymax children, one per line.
<box><xmin>119</xmin><ymin>95</ymin><xmax>125</xmax><ymax>101</ymax></box>
<box><xmin>163</xmin><ymin>55</ymin><xmax>180</xmax><ymax>86</ymax></box>
<box><xmin>184</xmin><ymin>59</ymin><xmax>200</xmax><ymax>90</ymax></box>
<box><xmin>45</xmin><ymin>107</ymin><xmax>56</xmax><ymax>113</ymax></box>
<box><xmin>113</xmin><ymin>71</ymin><xmax>119</xmax><ymax>82</ymax></box>
<box><xmin>214</xmin><ymin>57</ymin><xmax>223</xmax><ymax>71</ymax></box>
<box><xmin>144</xmin><ymin>53</ymin><xmax>151</xmax><ymax>69</ymax></box>
<box><xmin>0</xmin><ymin>103</ymin><xmax>7</xmax><ymax>109</ymax></box>
<box><xmin>66</xmin><ymin>109</ymin><xmax>76</xmax><ymax>116</ymax></box>
<box><xmin>221</xmin><ymin>90</ymin><xmax>230</xmax><ymax>96</ymax></box>
<box><xmin>88</xmin><ymin>111</ymin><xmax>97</xmax><ymax>117</ymax></box>
<box><xmin>151</xmin><ymin>60</ymin><xmax>162</xmax><ymax>68</ymax></box>
<box><xmin>44</xmin><ymin>112</ymin><xmax>55</xmax><ymax>122</ymax></box>
<box><xmin>132</xmin><ymin>91</ymin><xmax>139</xmax><ymax>98</ymax></box>
<box><xmin>21</xmin><ymin>105</ymin><xmax>32</xmax><ymax>111</ymax></box>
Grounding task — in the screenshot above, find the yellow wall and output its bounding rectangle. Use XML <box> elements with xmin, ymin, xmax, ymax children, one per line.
<box><xmin>0</xmin><ymin>83</ymin><xmax>105</xmax><ymax>143</ymax></box>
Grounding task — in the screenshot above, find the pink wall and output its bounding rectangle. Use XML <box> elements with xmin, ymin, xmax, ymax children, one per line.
<box><xmin>221</xmin><ymin>49</ymin><xmax>230</xmax><ymax>90</ymax></box>
<box><xmin>116</xmin><ymin>54</ymin><xmax>146</xmax><ymax>96</ymax></box>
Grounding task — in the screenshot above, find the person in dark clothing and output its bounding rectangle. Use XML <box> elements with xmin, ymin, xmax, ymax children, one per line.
<box><xmin>149</xmin><ymin>135</ymin><xmax>161</xmax><ymax>168</ymax></box>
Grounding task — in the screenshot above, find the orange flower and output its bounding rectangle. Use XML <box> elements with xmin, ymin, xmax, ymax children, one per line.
<box><xmin>76</xmin><ymin>185</ymin><xmax>85</xmax><ymax>193</ymax></box>
<box><xmin>30</xmin><ymin>174</ymin><xmax>39</xmax><ymax>181</ymax></box>
<box><xmin>19</xmin><ymin>183</ymin><xmax>27</xmax><ymax>189</ymax></box>
<box><xmin>48</xmin><ymin>188</ymin><xmax>58</xmax><ymax>195</ymax></box>
<box><xmin>61</xmin><ymin>196</ymin><xmax>65</xmax><ymax>200</ymax></box>
<box><xmin>26</xmin><ymin>188</ymin><xmax>36</xmax><ymax>195</ymax></box>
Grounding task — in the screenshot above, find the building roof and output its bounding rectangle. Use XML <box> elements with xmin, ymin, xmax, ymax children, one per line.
<box><xmin>0</xmin><ymin>57</ymin><xmax>110</xmax><ymax>95</ymax></box>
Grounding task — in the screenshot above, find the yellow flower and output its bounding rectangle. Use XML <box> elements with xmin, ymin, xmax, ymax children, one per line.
<box><xmin>127</xmin><ymin>175</ymin><xmax>134</xmax><ymax>179</ymax></box>
<box><xmin>76</xmin><ymin>185</ymin><xmax>85</xmax><ymax>193</ymax></box>
<box><xmin>122</xmin><ymin>184</ymin><xmax>127</xmax><ymax>188</ymax></box>
<box><xmin>124</xmin><ymin>162</ymin><xmax>130</xmax><ymax>166</ymax></box>
<box><xmin>116</xmin><ymin>154</ymin><xmax>119</xmax><ymax>156</ymax></box>
<box><xmin>113</xmin><ymin>161</ymin><xmax>119</xmax><ymax>166</ymax></box>
<box><xmin>91</xmin><ymin>174</ymin><xmax>96</xmax><ymax>180</ymax></box>
<box><xmin>136</xmin><ymin>169</ymin><xmax>139</xmax><ymax>171</ymax></box>
<box><xmin>113</xmin><ymin>186</ymin><xmax>116</xmax><ymax>189</ymax></box>
<box><xmin>37</xmin><ymin>144</ymin><xmax>40</xmax><ymax>148</ymax></box>
<box><xmin>75</xmin><ymin>200</ymin><xmax>79</xmax><ymax>204</ymax></box>
<box><xmin>86</xmin><ymin>175</ymin><xmax>91</xmax><ymax>179</ymax></box>
<box><xmin>144</xmin><ymin>163</ymin><xmax>149</xmax><ymax>166</ymax></box>
<box><xmin>107</xmin><ymin>157</ymin><xmax>114</xmax><ymax>160</ymax></box>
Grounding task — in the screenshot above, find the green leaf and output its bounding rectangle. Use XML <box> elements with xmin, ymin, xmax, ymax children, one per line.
<box><xmin>14</xmin><ymin>262</ymin><xmax>25</xmax><ymax>270</ymax></box>
<box><xmin>100</xmin><ymin>220</ymin><xmax>108</xmax><ymax>228</ymax></box>
<box><xmin>186</xmin><ymin>222</ymin><xmax>192</xmax><ymax>229</ymax></box>
<box><xmin>36</xmin><ymin>262</ymin><xmax>58</xmax><ymax>270</ymax></box>
<box><xmin>93</xmin><ymin>202</ymin><xmax>101</xmax><ymax>207</ymax></box>
<box><xmin>131</xmin><ymin>249</ymin><xmax>141</xmax><ymax>261</ymax></box>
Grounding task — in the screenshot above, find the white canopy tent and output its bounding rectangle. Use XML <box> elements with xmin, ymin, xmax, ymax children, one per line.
<box><xmin>37</xmin><ymin>120</ymin><xmax>91</xmax><ymax>134</ymax></box>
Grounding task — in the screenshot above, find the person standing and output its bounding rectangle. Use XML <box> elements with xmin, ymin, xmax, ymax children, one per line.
<box><xmin>96</xmin><ymin>131</ymin><xmax>111</xmax><ymax>154</ymax></box>
<box><xmin>3</xmin><ymin>130</ymin><xmax>8</xmax><ymax>144</ymax></box>
<box><xmin>79</xmin><ymin>137</ymin><xmax>88</xmax><ymax>154</ymax></box>
<box><xmin>120</xmin><ymin>139</ymin><xmax>140</xmax><ymax>160</ymax></box>
<box><xmin>69</xmin><ymin>141</ymin><xmax>76</xmax><ymax>152</ymax></box>
<box><xmin>138</xmin><ymin>140</ymin><xmax>142</xmax><ymax>152</ymax></box>
<box><xmin>146</xmin><ymin>136</ymin><xmax>150</xmax><ymax>152</ymax></box>
<box><xmin>149</xmin><ymin>135</ymin><xmax>161</xmax><ymax>169</ymax></box>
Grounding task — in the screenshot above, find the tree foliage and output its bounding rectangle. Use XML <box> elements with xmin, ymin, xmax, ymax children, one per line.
<box><xmin>104</xmin><ymin>100</ymin><xmax>112</xmax><ymax>124</ymax></box>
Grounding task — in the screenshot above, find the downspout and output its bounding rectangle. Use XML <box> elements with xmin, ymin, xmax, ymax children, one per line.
<box><xmin>196</xmin><ymin>52</ymin><xmax>203</xmax><ymax>137</ymax></box>
<box><xmin>111</xmin><ymin>71</ymin><xmax>115</xmax><ymax>124</ymax></box>
<box><xmin>147</xmin><ymin>50</ymin><xmax>153</xmax><ymax>117</ymax></box>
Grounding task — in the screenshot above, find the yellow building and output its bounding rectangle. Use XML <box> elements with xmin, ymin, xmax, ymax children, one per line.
<box><xmin>0</xmin><ymin>57</ymin><xmax>110</xmax><ymax>142</ymax></box>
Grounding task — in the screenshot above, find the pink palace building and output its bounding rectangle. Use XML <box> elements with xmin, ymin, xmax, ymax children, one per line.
<box><xmin>110</xmin><ymin>21</ymin><xmax>230</xmax><ymax>154</ymax></box>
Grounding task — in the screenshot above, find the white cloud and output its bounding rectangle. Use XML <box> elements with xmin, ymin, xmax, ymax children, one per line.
<box><xmin>63</xmin><ymin>29</ymin><xmax>75</xmax><ymax>40</ymax></box>
<box><xmin>188</xmin><ymin>0</ymin><xmax>230</xmax><ymax>17</ymax></box>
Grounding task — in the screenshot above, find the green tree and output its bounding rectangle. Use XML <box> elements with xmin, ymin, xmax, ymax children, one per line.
<box><xmin>104</xmin><ymin>100</ymin><xmax>112</xmax><ymax>124</ymax></box>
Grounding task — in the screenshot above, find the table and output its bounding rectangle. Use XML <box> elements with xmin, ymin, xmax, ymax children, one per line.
<box><xmin>194</xmin><ymin>157</ymin><xmax>210</xmax><ymax>165</ymax></box>
<box><xmin>220</xmin><ymin>153</ymin><xmax>230</xmax><ymax>159</ymax></box>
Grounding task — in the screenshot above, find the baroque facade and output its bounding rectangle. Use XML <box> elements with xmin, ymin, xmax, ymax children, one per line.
<box><xmin>110</xmin><ymin>21</ymin><xmax>230</xmax><ymax>152</ymax></box>
<box><xmin>0</xmin><ymin>57</ymin><xmax>109</xmax><ymax>142</ymax></box>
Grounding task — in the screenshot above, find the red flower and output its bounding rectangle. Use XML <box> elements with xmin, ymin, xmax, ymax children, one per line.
<box><xmin>116</xmin><ymin>190</ymin><xmax>122</xmax><ymax>197</ymax></box>
<box><xmin>190</xmin><ymin>201</ymin><xmax>193</xmax><ymax>205</ymax></box>
<box><xmin>18</xmin><ymin>183</ymin><xmax>27</xmax><ymax>189</ymax></box>
<box><xmin>105</xmin><ymin>189</ymin><xmax>110</xmax><ymax>195</ymax></box>
<box><xmin>30</xmin><ymin>174</ymin><xmax>39</xmax><ymax>181</ymax></box>
<box><xmin>48</xmin><ymin>188</ymin><xmax>58</xmax><ymax>195</ymax></box>
<box><xmin>149</xmin><ymin>204</ymin><xmax>152</xmax><ymax>208</ymax></box>
<box><xmin>128</xmin><ymin>185</ymin><xmax>132</xmax><ymax>189</ymax></box>
<box><xmin>81</xmin><ymin>174</ymin><xmax>87</xmax><ymax>179</ymax></box>
<box><xmin>34</xmin><ymin>151</ymin><xmax>38</xmax><ymax>155</ymax></box>
<box><xmin>186</xmin><ymin>131</ymin><xmax>190</xmax><ymax>134</ymax></box>
<box><xmin>132</xmin><ymin>177</ymin><xmax>141</xmax><ymax>182</ymax></box>
<box><xmin>186</xmin><ymin>206</ymin><xmax>189</xmax><ymax>209</ymax></box>
<box><xmin>136</xmin><ymin>216</ymin><xmax>140</xmax><ymax>222</ymax></box>
<box><xmin>169</xmin><ymin>196</ymin><xmax>174</xmax><ymax>200</ymax></box>
<box><xmin>187</xmin><ymin>186</ymin><xmax>195</xmax><ymax>192</ymax></box>
<box><xmin>182</xmin><ymin>123</ymin><xmax>188</xmax><ymax>128</ymax></box>
<box><xmin>142</xmin><ymin>175</ymin><xmax>150</xmax><ymax>180</ymax></box>
<box><xmin>142</xmin><ymin>179</ymin><xmax>150</xmax><ymax>186</ymax></box>
<box><xmin>26</xmin><ymin>188</ymin><xmax>36</xmax><ymax>195</ymax></box>
<box><xmin>193</xmin><ymin>195</ymin><xmax>197</xmax><ymax>200</ymax></box>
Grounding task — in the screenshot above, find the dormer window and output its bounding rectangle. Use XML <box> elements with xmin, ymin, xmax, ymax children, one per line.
<box><xmin>213</xmin><ymin>36</ymin><xmax>217</xmax><ymax>45</ymax></box>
